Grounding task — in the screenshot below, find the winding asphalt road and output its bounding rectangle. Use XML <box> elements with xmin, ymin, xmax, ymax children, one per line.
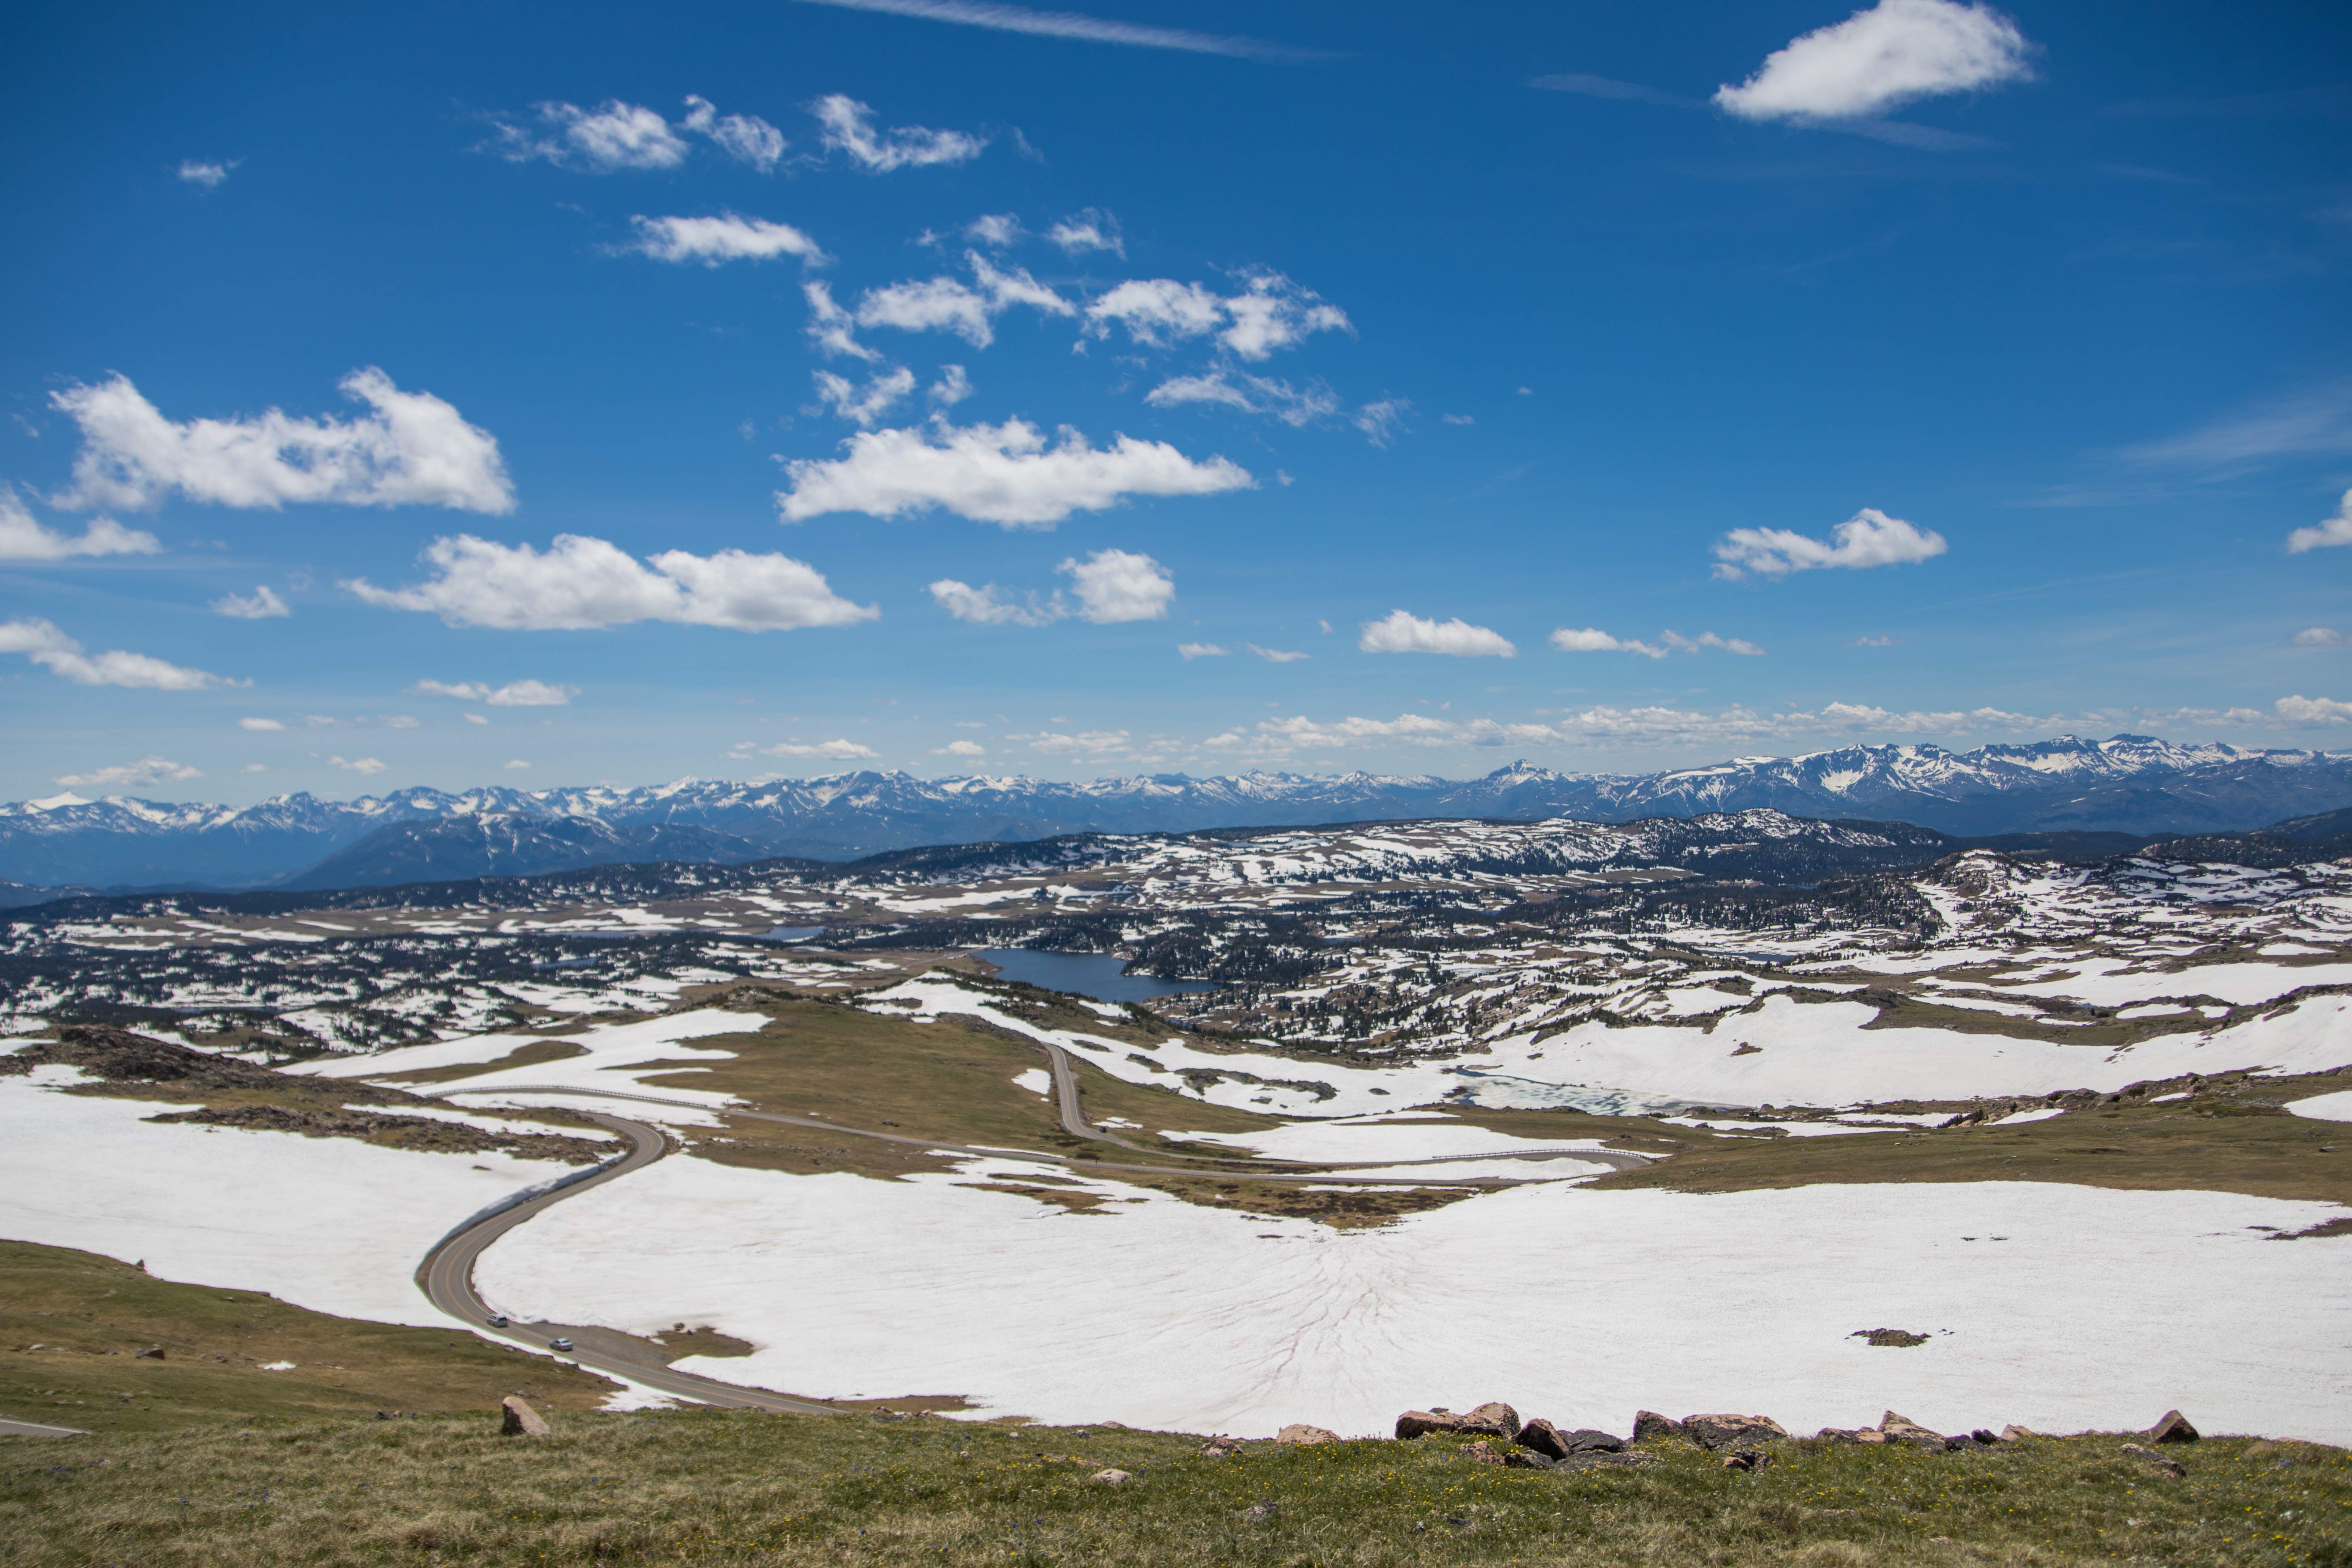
<box><xmin>414</xmin><ymin>1111</ymin><xmax>844</xmax><ymax>1414</ymax></box>
<box><xmin>411</xmin><ymin>1025</ymin><xmax>1653</xmax><ymax>1410</ymax></box>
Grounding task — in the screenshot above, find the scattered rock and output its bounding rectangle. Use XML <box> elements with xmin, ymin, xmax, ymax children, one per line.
<box><xmin>2148</xmin><ymin>1410</ymin><xmax>2200</xmax><ymax>1444</ymax></box>
<box><xmin>1274</xmin><ymin>1424</ymin><xmax>1339</xmax><ymax>1446</ymax></box>
<box><xmin>1971</xmin><ymin>1429</ymin><xmax>2000</xmax><ymax>1445</ymax></box>
<box><xmin>1090</xmin><ymin>1469</ymin><xmax>1131</xmax><ymax>1485</ymax></box>
<box><xmin>1999</xmin><ymin>1425</ymin><xmax>2038</xmax><ymax>1442</ymax></box>
<box><xmin>1241</xmin><ymin>1500</ymin><xmax>1276</xmax><ymax>1521</ymax></box>
<box><xmin>1632</xmin><ymin>1410</ymin><xmax>1684</xmax><ymax>1443</ymax></box>
<box><xmin>1199</xmin><ymin>1439</ymin><xmax>1240</xmax><ymax>1459</ymax></box>
<box><xmin>1516</xmin><ymin>1417</ymin><xmax>1569</xmax><ymax>1458</ymax></box>
<box><xmin>1878</xmin><ymin>1411</ymin><xmax>1947</xmax><ymax>1447</ymax></box>
<box><xmin>1460</xmin><ymin>1440</ymin><xmax>1506</xmax><ymax>1466</ymax></box>
<box><xmin>1721</xmin><ymin>1451</ymin><xmax>1774</xmax><ymax>1472</ymax></box>
<box><xmin>2120</xmin><ymin>1444</ymin><xmax>2186</xmax><ymax>1479</ymax></box>
<box><xmin>1518</xmin><ymin>1419</ymin><xmax>1626</xmax><ymax>1457</ymax></box>
<box><xmin>1396</xmin><ymin>1402</ymin><xmax>1520</xmax><ymax>1442</ymax></box>
<box><xmin>133</xmin><ymin>1347</ymin><xmax>165</xmax><ymax>1360</ymax></box>
<box><xmin>1503</xmin><ymin>1450</ymin><xmax>1555</xmax><ymax>1470</ymax></box>
<box><xmin>500</xmin><ymin>1395</ymin><xmax>550</xmax><ymax>1437</ymax></box>
<box><xmin>1683</xmin><ymin>1413</ymin><xmax>1789</xmax><ymax>1452</ymax></box>
<box><xmin>1851</xmin><ymin>1328</ymin><xmax>1931</xmax><ymax>1348</ymax></box>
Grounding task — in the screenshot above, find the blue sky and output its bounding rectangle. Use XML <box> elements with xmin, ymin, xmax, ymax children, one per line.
<box><xmin>3</xmin><ymin>0</ymin><xmax>2349</xmax><ymax>801</ymax></box>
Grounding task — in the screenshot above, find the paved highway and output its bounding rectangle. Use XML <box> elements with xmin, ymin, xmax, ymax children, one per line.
<box><xmin>411</xmin><ymin>1024</ymin><xmax>1650</xmax><ymax>1411</ymax></box>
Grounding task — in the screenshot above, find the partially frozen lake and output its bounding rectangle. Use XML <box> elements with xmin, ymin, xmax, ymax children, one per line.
<box><xmin>975</xmin><ymin>949</ymin><xmax>1214</xmax><ymax>1004</ymax></box>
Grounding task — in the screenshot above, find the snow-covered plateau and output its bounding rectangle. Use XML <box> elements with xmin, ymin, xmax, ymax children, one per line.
<box><xmin>3</xmin><ymin>808</ymin><xmax>2348</xmax><ymax>1443</ymax></box>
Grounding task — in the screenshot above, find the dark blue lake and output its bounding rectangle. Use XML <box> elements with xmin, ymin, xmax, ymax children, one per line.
<box><xmin>976</xmin><ymin>949</ymin><xmax>1215</xmax><ymax>1004</ymax></box>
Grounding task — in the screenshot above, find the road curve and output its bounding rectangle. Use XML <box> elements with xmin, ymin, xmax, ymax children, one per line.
<box><xmin>413</xmin><ymin>1042</ymin><xmax>1652</xmax><ymax>1412</ymax></box>
<box><xmin>414</xmin><ymin>1110</ymin><xmax>841</xmax><ymax>1415</ymax></box>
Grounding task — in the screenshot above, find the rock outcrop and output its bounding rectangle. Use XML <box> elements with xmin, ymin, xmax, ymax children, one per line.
<box><xmin>1395</xmin><ymin>1402</ymin><xmax>1521</xmax><ymax>1442</ymax></box>
<box><xmin>1682</xmin><ymin>1413</ymin><xmax>1789</xmax><ymax>1452</ymax></box>
<box><xmin>500</xmin><ymin>1396</ymin><xmax>550</xmax><ymax>1437</ymax></box>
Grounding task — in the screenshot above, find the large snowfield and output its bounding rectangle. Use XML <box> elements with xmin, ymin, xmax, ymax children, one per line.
<box><xmin>473</xmin><ymin>1147</ymin><xmax>2352</xmax><ymax>1445</ymax></box>
<box><xmin>0</xmin><ymin>1067</ymin><xmax>585</xmax><ymax>1327</ymax></box>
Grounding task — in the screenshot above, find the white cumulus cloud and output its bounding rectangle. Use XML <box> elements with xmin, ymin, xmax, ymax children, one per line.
<box><xmin>328</xmin><ymin>755</ymin><xmax>388</xmax><ymax>775</ymax></box>
<box><xmin>625</xmin><ymin>214</ymin><xmax>825</xmax><ymax>265</ymax></box>
<box><xmin>929</xmin><ymin>548</ymin><xmax>1173</xmax><ymax>625</ymax></box>
<box><xmin>776</xmin><ymin>416</ymin><xmax>1252</xmax><ymax>528</ymax></box>
<box><xmin>936</xmin><ymin>738</ymin><xmax>987</xmax><ymax>757</ymax></box>
<box><xmin>0</xmin><ymin>617</ymin><xmax>225</xmax><ymax>690</ymax></box>
<box><xmin>1713</xmin><ymin>507</ymin><xmax>1947</xmax><ymax>579</ymax></box>
<box><xmin>177</xmin><ymin>159</ymin><xmax>238</xmax><ymax>188</ymax></box>
<box><xmin>1358</xmin><ymin>609</ymin><xmax>1516</xmax><ymax>658</ymax></box>
<box><xmin>2295</xmin><ymin>628</ymin><xmax>2347</xmax><ymax>648</ymax></box>
<box><xmin>1178</xmin><ymin>642</ymin><xmax>1227</xmax><ymax>659</ymax></box>
<box><xmin>0</xmin><ymin>487</ymin><xmax>159</xmax><ymax>561</ymax></box>
<box><xmin>490</xmin><ymin>95</ymin><xmax>784</xmax><ymax>172</ymax></box>
<box><xmin>211</xmin><ymin>584</ymin><xmax>290</xmax><ymax>619</ymax></box>
<box><xmin>345</xmin><ymin>534</ymin><xmax>877</xmax><ymax>632</ymax></box>
<box><xmin>411</xmin><ymin>678</ymin><xmax>576</xmax><ymax>706</ymax></box>
<box><xmin>812</xmin><ymin>94</ymin><xmax>986</xmax><ymax>171</ymax></box>
<box><xmin>491</xmin><ymin>99</ymin><xmax>691</xmax><ymax>170</ymax></box>
<box><xmin>2275</xmin><ymin>694</ymin><xmax>2352</xmax><ymax>724</ymax></box>
<box><xmin>1247</xmin><ymin>644</ymin><xmax>1309</xmax><ymax>662</ymax></box>
<box><xmin>854</xmin><ymin>254</ymin><xmax>1073</xmax><ymax>349</ymax></box>
<box><xmin>1715</xmin><ymin>0</ymin><xmax>2033</xmax><ymax>124</ymax></box>
<box><xmin>1087</xmin><ymin>271</ymin><xmax>1348</xmax><ymax>361</ymax></box>
<box><xmin>53</xmin><ymin>755</ymin><xmax>203</xmax><ymax>789</ymax></box>
<box><xmin>2286</xmin><ymin>489</ymin><xmax>2352</xmax><ymax>554</ymax></box>
<box><xmin>1061</xmin><ymin>548</ymin><xmax>1172</xmax><ymax>623</ymax></box>
<box><xmin>51</xmin><ymin>369</ymin><xmax>515</xmax><ymax>515</ymax></box>
<box><xmin>1551</xmin><ymin>627</ymin><xmax>1663</xmax><ymax>657</ymax></box>
<box><xmin>239</xmin><ymin>717</ymin><xmax>285</xmax><ymax>731</ymax></box>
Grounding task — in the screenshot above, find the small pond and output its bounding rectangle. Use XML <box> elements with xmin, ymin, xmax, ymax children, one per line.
<box><xmin>975</xmin><ymin>948</ymin><xmax>1215</xmax><ymax>1005</ymax></box>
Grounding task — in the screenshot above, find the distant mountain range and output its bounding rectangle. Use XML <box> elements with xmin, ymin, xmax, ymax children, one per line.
<box><xmin>4</xmin><ymin>734</ymin><xmax>2349</xmax><ymax>893</ymax></box>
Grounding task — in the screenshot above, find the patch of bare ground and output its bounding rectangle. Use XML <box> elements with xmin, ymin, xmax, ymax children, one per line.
<box><xmin>1592</xmin><ymin>1071</ymin><xmax>2352</xmax><ymax>1205</ymax></box>
<box><xmin>626</xmin><ymin>999</ymin><xmax>1284</xmax><ymax>1184</ymax></box>
<box><xmin>0</xmin><ymin>1240</ymin><xmax>620</xmax><ymax>1433</ymax></box>
<box><xmin>1110</xmin><ymin>1173</ymin><xmax>1484</xmax><ymax>1228</ymax></box>
<box><xmin>367</xmin><ymin>1037</ymin><xmax>588</xmax><ymax>1083</ymax></box>
<box><xmin>0</xmin><ymin>1024</ymin><xmax>616</xmax><ymax>1158</ymax></box>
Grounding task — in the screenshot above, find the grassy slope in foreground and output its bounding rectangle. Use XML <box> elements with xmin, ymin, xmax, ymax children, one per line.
<box><xmin>0</xmin><ymin>1241</ymin><xmax>620</xmax><ymax>1433</ymax></box>
<box><xmin>5</xmin><ymin>1407</ymin><xmax>2349</xmax><ymax>1567</ymax></box>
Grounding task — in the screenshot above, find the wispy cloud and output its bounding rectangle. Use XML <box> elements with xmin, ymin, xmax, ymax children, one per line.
<box><xmin>1529</xmin><ymin>74</ymin><xmax>1697</xmax><ymax>109</ymax></box>
<box><xmin>2120</xmin><ymin>379</ymin><xmax>2352</xmax><ymax>474</ymax></box>
<box><xmin>411</xmin><ymin>678</ymin><xmax>576</xmax><ymax>706</ymax></box>
<box><xmin>177</xmin><ymin>159</ymin><xmax>239</xmax><ymax>188</ymax></box>
<box><xmin>210</xmin><ymin>585</ymin><xmax>290</xmax><ymax>619</ymax></box>
<box><xmin>0</xmin><ymin>617</ymin><xmax>227</xmax><ymax>690</ymax></box>
<box><xmin>54</xmin><ymin>755</ymin><xmax>202</xmax><ymax>789</ymax></box>
<box><xmin>787</xmin><ymin>0</ymin><xmax>1326</xmax><ymax>63</ymax></box>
